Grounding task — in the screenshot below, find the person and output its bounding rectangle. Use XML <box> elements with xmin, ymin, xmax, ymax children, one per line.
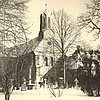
<box><xmin>39</xmin><ymin>82</ymin><xmax>43</xmax><ymax>88</ymax></box>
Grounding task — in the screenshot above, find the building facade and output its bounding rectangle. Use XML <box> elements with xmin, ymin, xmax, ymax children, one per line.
<box><xmin>34</xmin><ymin>10</ymin><xmax>55</xmax><ymax>85</ymax></box>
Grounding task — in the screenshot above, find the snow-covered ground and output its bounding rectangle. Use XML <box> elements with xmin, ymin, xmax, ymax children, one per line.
<box><xmin>0</xmin><ymin>88</ymin><xmax>100</xmax><ymax>100</ymax></box>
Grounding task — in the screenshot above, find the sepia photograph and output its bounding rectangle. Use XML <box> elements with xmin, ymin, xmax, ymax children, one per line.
<box><xmin>0</xmin><ymin>0</ymin><xmax>100</xmax><ymax>100</ymax></box>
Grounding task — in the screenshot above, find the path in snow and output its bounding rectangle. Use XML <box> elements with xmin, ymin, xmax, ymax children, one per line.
<box><xmin>0</xmin><ymin>88</ymin><xmax>100</xmax><ymax>100</ymax></box>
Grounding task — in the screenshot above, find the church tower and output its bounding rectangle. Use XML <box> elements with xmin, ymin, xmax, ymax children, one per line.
<box><xmin>40</xmin><ymin>4</ymin><xmax>51</xmax><ymax>31</ymax></box>
<box><xmin>39</xmin><ymin>4</ymin><xmax>51</xmax><ymax>40</ymax></box>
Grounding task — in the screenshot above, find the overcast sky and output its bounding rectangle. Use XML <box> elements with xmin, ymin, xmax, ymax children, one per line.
<box><xmin>27</xmin><ymin>0</ymin><xmax>100</xmax><ymax>49</ymax></box>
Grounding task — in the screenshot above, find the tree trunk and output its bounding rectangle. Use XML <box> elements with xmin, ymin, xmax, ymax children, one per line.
<box><xmin>5</xmin><ymin>93</ymin><xmax>10</xmax><ymax>100</ymax></box>
<box><xmin>97</xmin><ymin>87</ymin><xmax>99</xmax><ymax>96</ymax></box>
<box><xmin>63</xmin><ymin>59</ymin><xmax>66</xmax><ymax>88</ymax></box>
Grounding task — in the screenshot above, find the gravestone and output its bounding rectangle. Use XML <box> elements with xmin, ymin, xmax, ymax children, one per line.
<box><xmin>21</xmin><ymin>78</ymin><xmax>26</xmax><ymax>91</ymax></box>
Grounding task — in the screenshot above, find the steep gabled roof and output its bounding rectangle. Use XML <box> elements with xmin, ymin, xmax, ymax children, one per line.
<box><xmin>6</xmin><ymin>36</ymin><xmax>41</xmax><ymax>57</ymax></box>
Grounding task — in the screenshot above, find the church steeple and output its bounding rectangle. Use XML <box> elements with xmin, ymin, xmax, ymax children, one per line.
<box><xmin>40</xmin><ymin>3</ymin><xmax>48</xmax><ymax>31</ymax></box>
<box><xmin>39</xmin><ymin>4</ymin><xmax>51</xmax><ymax>39</ymax></box>
<box><xmin>44</xmin><ymin>3</ymin><xmax>48</xmax><ymax>15</ymax></box>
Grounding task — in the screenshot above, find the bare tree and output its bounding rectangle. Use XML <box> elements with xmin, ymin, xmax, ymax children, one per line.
<box><xmin>77</xmin><ymin>0</ymin><xmax>100</xmax><ymax>40</ymax></box>
<box><xmin>48</xmin><ymin>10</ymin><xmax>79</xmax><ymax>90</ymax></box>
<box><xmin>0</xmin><ymin>0</ymin><xmax>29</xmax><ymax>100</ymax></box>
<box><xmin>80</xmin><ymin>41</ymin><xmax>93</xmax><ymax>51</ymax></box>
<box><xmin>0</xmin><ymin>57</ymin><xmax>17</xmax><ymax>100</ymax></box>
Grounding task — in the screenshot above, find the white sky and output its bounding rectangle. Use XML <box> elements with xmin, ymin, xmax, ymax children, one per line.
<box><xmin>26</xmin><ymin>0</ymin><xmax>100</xmax><ymax>49</ymax></box>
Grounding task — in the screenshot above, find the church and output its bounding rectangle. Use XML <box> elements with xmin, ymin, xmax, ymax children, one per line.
<box><xmin>13</xmin><ymin>6</ymin><xmax>58</xmax><ymax>89</ymax></box>
<box><xmin>0</xmin><ymin>5</ymin><xmax>61</xmax><ymax>90</ymax></box>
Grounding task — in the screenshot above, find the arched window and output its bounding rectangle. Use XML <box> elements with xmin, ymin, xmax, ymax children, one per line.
<box><xmin>45</xmin><ymin>57</ymin><xmax>48</xmax><ymax>66</ymax></box>
<box><xmin>51</xmin><ymin>57</ymin><xmax>53</xmax><ymax>66</ymax></box>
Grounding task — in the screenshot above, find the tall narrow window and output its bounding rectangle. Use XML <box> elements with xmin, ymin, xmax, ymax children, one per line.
<box><xmin>45</xmin><ymin>57</ymin><xmax>48</xmax><ymax>66</ymax></box>
<box><xmin>51</xmin><ymin>57</ymin><xmax>53</xmax><ymax>66</ymax></box>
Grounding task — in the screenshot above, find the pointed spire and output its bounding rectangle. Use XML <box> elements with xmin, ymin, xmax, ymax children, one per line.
<box><xmin>44</xmin><ymin>3</ymin><xmax>48</xmax><ymax>15</ymax></box>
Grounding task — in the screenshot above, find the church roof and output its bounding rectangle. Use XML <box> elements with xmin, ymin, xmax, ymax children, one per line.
<box><xmin>6</xmin><ymin>36</ymin><xmax>41</xmax><ymax>57</ymax></box>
